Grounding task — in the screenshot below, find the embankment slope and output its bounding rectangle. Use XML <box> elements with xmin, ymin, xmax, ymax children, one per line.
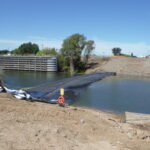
<box><xmin>0</xmin><ymin>93</ymin><xmax>150</xmax><ymax>150</ymax></box>
<box><xmin>86</xmin><ymin>57</ymin><xmax>150</xmax><ymax>76</ymax></box>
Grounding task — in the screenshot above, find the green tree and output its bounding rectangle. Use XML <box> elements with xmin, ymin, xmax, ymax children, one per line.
<box><xmin>0</xmin><ymin>50</ymin><xmax>10</xmax><ymax>55</ymax></box>
<box><xmin>11</xmin><ymin>48</ymin><xmax>20</xmax><ymax>55</ymax></box>
<box><xmin>36</xmin><ymin>48</ymin><xmax>58</xmax><ymax>56</ymax></box>
<box><xmin>61</xmin><ymin>33</ymin><xmax>95</xmax><ymax>74</ymax></box>
<box><xmin>61</xmin><ymin>33</ymin><xmax>86</xmax><ymax>75</ymax></box>
<box><xmin>57</xmin><ymin>54</ymin><xmax>68</xmax><ymax>72</ymax></box>
<box><xmin>112</xmin><ymin>47</ymin><xmax>121</xmax><ymax>56</ymax></box>
<box><xmin>12</xmin><ymin>42</ymin><xmax>39</xmax><ymax>55</ymax></box>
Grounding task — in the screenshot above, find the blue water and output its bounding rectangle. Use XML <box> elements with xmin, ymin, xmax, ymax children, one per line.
<box><xmin>1</xmin><ymin>70</ymin><xmax>150</xmax><ymax>114</ymax></box>
<box><xmin>74</xmin><ymin>77</ymin><xmax>150</xmax><ymax>114</ymax></box>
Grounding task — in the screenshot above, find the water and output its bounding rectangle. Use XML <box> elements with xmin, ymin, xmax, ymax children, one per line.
<box><xmin>0</xmin><ymin>70</ymin><xmax>70</xmax><ymax>89</ymax></box>
<box><xmin>1</xmin><ymin>70</ymin><xmax>150</xmax><ymax>114</ymax></box>
<box><xmin>74</xmin><ymin>76</ymin><xmax>150</xmax><ymax>114</ymax></box>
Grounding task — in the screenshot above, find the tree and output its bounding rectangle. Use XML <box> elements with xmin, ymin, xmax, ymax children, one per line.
<box><xmin>11</xmin><ymin>48</ymin><xmax>20</xmax><ymax>55</ymax></box>
<box><xmin>61</xmin><ymin>33</ymin><xmax>86</xmax><ymax>75</ymax></box>
<box><xmin>12</xmin><ymin>42</ymin><xmax>39</xmax><ymax>55</ymax></box>
<box><xmin>36</xmin><ymin>48</ymin><xmax>58</xmax><ymax>56</ymax></box>
<box><xmin>0</xmin><ymin>50</ymin><xmax>10</xmax><ymax>55</ymax></box>
<box><xmin>112</xmin><ymin>47</ymin><xmax>121</xmax><ymax>56</ymax></box>
<box><xmin>83</xmin><ymin>40</ymin><xmax>95</xmax><ymax>64</ymax></box>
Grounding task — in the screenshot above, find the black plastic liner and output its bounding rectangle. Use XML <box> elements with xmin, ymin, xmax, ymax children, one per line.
<box><xmin>27</xmin><ymin>72</ymin><xmax>116</xmax><ymax>104</ymax></box>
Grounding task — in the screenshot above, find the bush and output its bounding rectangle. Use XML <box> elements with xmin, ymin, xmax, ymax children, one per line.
<box><xmin>75</xmin><ymin>61</ymin><xmax>86</xmax><ymax>72</ymax></box>
<box><xmin>36</xmin><ymin>48</ymin><xmax>58</xmax><ymax>56</ymax></box>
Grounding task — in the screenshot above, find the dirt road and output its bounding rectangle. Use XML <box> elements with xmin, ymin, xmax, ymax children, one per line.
<box><xmin>0</xmin><ymin>93</ymin><xmax>150</xmax><ymax>150</ymax></box>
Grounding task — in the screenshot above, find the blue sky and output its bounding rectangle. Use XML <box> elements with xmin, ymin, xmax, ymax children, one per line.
<box><xmin>0</xmin><ymin>0</ymin><xmax>150</xmax><ymax>56</ymax></box>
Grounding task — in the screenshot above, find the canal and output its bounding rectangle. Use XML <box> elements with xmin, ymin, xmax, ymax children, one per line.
<box><xmin>1</xmin><ymin>70</ymin><xmax>150</xmax><ymax>114</ymax></box>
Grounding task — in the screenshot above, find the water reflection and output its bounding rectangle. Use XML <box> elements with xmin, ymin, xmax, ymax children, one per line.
<box><xmin>0</xmin><ymin>70</ymin><xmax>70</xmax><ymax>89</ymax></box>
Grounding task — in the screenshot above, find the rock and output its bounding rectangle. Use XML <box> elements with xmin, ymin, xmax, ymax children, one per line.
<box><xmin>141</xmin><ymin>135</ymin><xmax>150</xmax><ymax>141</ymax></box>
<box><xmin>80</xmin><ymin>119</ymin><xmax>85</xmax><ymax>124</ymax></box>
<box><xmin>127</xmin><ymin>132</ymin><xmax>133</xmax><ymax>139</ymax></box>
<box><xmin>54</xmin><ymin>128</ymin><xmax>60</xmax><ymax>134</ymax></box>
<box><xmin>126</xmin><ymin>129</ymin><xmax>137</xmax><ymax>139</ymax></box>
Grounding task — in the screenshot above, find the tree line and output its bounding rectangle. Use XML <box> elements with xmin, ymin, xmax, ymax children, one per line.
<box><xmin>1</xmin><ymin>33</ymin><xmax>95</xmax><ymax>75</ymax></box>
<box><xmin>0</xmin><ymin>33</ymin><xmax>136</xmax><ymax>74</ymax></box>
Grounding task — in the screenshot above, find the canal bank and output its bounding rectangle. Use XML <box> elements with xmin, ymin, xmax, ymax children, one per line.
<box><xmin>86</xmin><ymin>56</ymin><xmax>150</xmax><ymax>77</ymax></box>
<box><xmin>1</xmin><ymin>70</ymin><xmax>150</xmax><ymax>114</ymax></box>
<box><xmin>0</xmin><ymin>93</ymin><xmax>150</xmax><ymax>150</ymax></box>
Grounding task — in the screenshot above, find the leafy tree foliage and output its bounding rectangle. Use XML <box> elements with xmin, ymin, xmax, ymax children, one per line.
<box><xmin>112</xmin><ymin>47</ymin><xmax>121</xmax><ymax>56</ymax></box>
<box><xmin>61</xmin><ymin>33</ymin><xmax>94</xmax><ymax>75</ymax></box>
<box><xmin>36</xmin><ymin>48</ymin><xmax>58</xmax><ymax>56</ymax></box>
<box><xmin>11</xmin><ymin>48</ymin><xmax>20</xmax><ymax>55</ymax></box>
<box><xmin>12</xmin><ymin>42</ymin><xmax>39</xmax><ymax>55</ymax></box>
<box><xmin>9</xmin><ymin>34</ymin><xmax>95</xmax><ymax>74</ymax></box>
<box><xmin>61</xmin><ymin>34</ymin><xmax>86</xmax><ymax>75</ymax></box>
<box><xmin>0</xmin><ymin>50</ymin><xmax>10</xmax><ymax>55</ymax></box>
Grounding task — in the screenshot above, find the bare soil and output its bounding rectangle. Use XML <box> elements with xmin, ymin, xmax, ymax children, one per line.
<box><xmin>86</xmin><ymin>56</ymin><xmax>150</xmax><ymax>76</ymax></box>
<box><xmin>0</xmin><ymin>93</ymin><xmax>150</xmax><ymax>150</ymax></box>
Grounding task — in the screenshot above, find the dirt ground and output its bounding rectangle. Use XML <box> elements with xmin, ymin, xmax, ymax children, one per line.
<box><xmin>86</xmin><ymin>56</ymin><xmax>150</xmax><ymax>76</ymax></box>
<box><xmin>0</xmin><ymin>93</ymin><xmax>150</xmax><ymax>150</ymax></box>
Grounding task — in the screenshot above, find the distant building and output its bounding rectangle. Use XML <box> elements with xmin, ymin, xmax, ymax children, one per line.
<box><xmin>0</xmin><ymin>56</ymin><xmax>57</xmax><ymax>72</ymax></box>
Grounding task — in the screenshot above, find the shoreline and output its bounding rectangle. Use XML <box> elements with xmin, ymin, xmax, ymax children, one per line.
<box><xmin>1</xmin><ymin>73</ymin><xmax>150</xmax><ymax>116</ymax></box>
<box><xmin>0</xmin><ymin>93</ymin><xmax>150</xmax><ymax>150</ymax></box>
<box><xmin>72</xmin><ymin>104</ymin><xmax>125</xmax><ymax>116</ymax></box>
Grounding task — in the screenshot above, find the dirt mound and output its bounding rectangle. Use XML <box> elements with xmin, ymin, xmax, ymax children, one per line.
<box><xmin>86</xmin><ymin>57</ymin><xmax>150</xmax><ymax>76</ymax></box>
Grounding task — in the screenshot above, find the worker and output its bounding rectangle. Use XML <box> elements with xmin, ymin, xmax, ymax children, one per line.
<box><xmin>0</xmin><ymin>80</ymin><xmax>6</xmax><ymax>92</ymax></box>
